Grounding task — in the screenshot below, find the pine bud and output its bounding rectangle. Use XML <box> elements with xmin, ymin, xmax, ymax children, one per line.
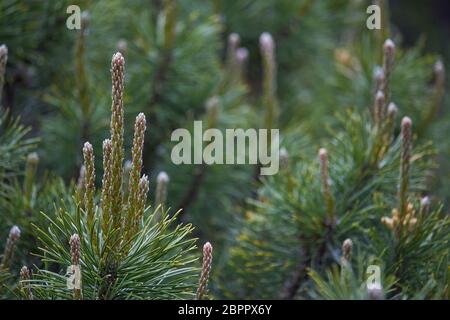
<box><xmin>260</xmin><ymin>32</ymin><xmax>275</xmax><ymax>57</ymax></box>
<box><xmin>399</xmin><ymin>117</ymin><xmax>412</xmax><ymax>217</ymax></box>
<box><xmin>70</xmin><ymin>234</ymin><xmax>80</xmax><ymax>266</ymax></box>
<box><xmin>20</xmin><ymin>266</ymin><xmax>33</xmax><ymax>300</ymax></box>
<box><xmin>367</xmin><ymin>283</ymin><xmax>384</xmax><ymax>300</ymax></box>
<box><xmin>101</xmin><ymin>139</ymin><xmax>112</xmax><ymax>234</ymax></box>
<box><xmin>382</xmin><ymin>39</ymin><xmax>395</xmax><ymax>101</ymax></box>
<box><xmin>77</xmin><ymin>165</ymin><xmax>86</xmax><ymax>195</ymax></box>
<box><xmin>1</xmin><ymin>225</ymin><xmax>21</xmax><ymax>270</ymax></box>
<box><xmin>225</xmin><ymin>33</ymin><xmax>241</xmax><ymax>85</ymax></box>
<box><xmin>342</xmin><ymin>238</ymin><xmax>353</xmax><ymax>261</ymax></box>
<box><xmin>260</xmin><ymin>32</ymin><xmax>275</xmax><ymax>78</ymax></box>
<box><xmin>260</xmin><ymin>32</ymin><xmax>278</xmax><ymax>131</ymax></box>
<box><xmin>83</xmin><ymin>142</ymin><xmax>95</xmax><ymax>227</ymax></box>
<box><xmin>196</xmin><ymin>242</ymin><xmax>213</xmax><ymax>300</ymax></box>
<box><xmin>130</xmin><ymin>114</ymin><xmax>147</xmax><ymax>188</ymax></box>
<box><xmin>205</xmin><ymin>96</ymin><xmax>220</xmax><ymax>128</ymax></box>
<box><xmin>126</xmin><ymin>113</ymin><xmax>146</xmax><ymax>233</ymax></box>
<box><xmin>10</xmin><ymin>225</ymin><xmax>20</xmax><ymax>241</ymax></box>
<box><xmin>387</xmin><ymin>102</ymin><xmax>398</xmax><ymax>118</ymax></box>
<box><xmin>69</xmin><ymin>234</ymin><xmax>82</xmax><ymax>300</ymax></box>
<box><xmin>373</xmin><ymin>66</ymin><xmax>385</xmax><ymax>93</ymax></box>
<box><xmin>236</xmin><ymin>47</ymin><xmax>249</xmax><ymax>64</ymax></box>
<box><xmin>81</xmin><ymin>11</ymin><xmax>90</xmax><ymax>29</ymax></box>
<box><xmin>23</xmin><ymin>152</ymin><xmax>39</xmax><ymax>208</ymax></box>
<box><xmin>420</xmin><ymin>196</ymin><xmax>430</xmax><ymax>215</ymax></box>
<box><xmin>123</xmin><ymin>160</ymin><xmax>132</xmax><ymax>199</ymax></box>
<box><xmin>319</xmin><ymin>148</ymin><xmax>334</xmax><ymax>221</ymax></box>
<box><xmin>26</xmin><ymin>151</ymin><xmax>39</xmax><ymax>166</ymax></box>
<box><xmin>373</xmin><ymin>91</ymin><xmax>385</xmax><ymax>127</ymax></box>
<box><xmin>319</xmin><ymin>148</ymin><xmax>328</xmax><ymax>178</ymax></box>
<box><xmin>235</xmin><ymin>47</ymin><xmax>249</xmax><ymax>81</ymax></box>
<box><xmin>433</xmin><ymin>59</ymin><xmax>445</xmax><ymax>109</ymax></box>
<box><xmin>228</xmin><ymin>33</ymin><xmax>240</xmax><ymax>49</ymax></box>
<box><xmin>434</xmin><ymin>60</ymin><xmax>445</xmax><ymax>85</ymax></box>
<box><xmin>20</xmin><ymin>265</ymin><xmax>31</xmax><ymax>280</ymax></box>
<box><xmin>381</xmin><ymin>216</ymin><xmax>395</xmax><ymax>230</ymax></box>
<box><xmin>383</xmin><ymin>39</ymin><xmax>395</xmax><ymax>74</ymax></box>
<box><xmin>133</xmin><ymin>175</ymin><xmax>149</xmax><ymax>232</ymax></box>
<box><xmin>279</xmin><ymin>148</ymin><xmax>289</xmax><ymax>170</ymax></box>
<box><xmin>383</xmin><ymin>102</ymin><xmax>398</xmax><ymax>146</ymax></box>
<box><xmin>155</xmin><ymin>171</ymin><xmax>170</xmax><ymax>208</ymax></box>
<box><xmin>340</xmin><ymin>238</ymin><xmax>353</xmax><ymax>280</ymax></box>
<box><xmin>227</xmin><ymin>33</ymin><xmax>240</xmax><ymax>66</ymax></box>
<box><xmin>110</xmin><ymin>52</ymin><xmax>125</xmax><ymax>229</ymax></box>
<box><xmin>0</xmin><ymin>44</ymin><xmax>8</xmax><ymax>100</ymax></box>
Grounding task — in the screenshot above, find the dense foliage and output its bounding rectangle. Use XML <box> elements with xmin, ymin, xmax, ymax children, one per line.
<box><xmin>0</xmin><ymin>0</ymin><xmax>448</xmax><ymax>300</ymax></box>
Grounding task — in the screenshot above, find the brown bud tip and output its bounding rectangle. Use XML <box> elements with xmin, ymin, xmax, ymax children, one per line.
<box><xmin>70</xmin><ymin>233</ymin><xmax>80</xmax><ymax>245</ymax></box>
<box><xmin>112</xmin><ymin>52</ymin><xmax>125</xmax><ymax>66</ymax></box>
<box><xmin>81</xmin><ymin>11</ymin><xmax>90</xmax><ymax>26</ymax></box>
<box><xmin>0</xmin><ymin>44</ymin><xmax>7</xmax><ymax>57</ymax></box>
<box><xmin>83</xmin><ymin>141</ymin><xmax>93</xmax><ymax>153</ymax></box>
<box><xmin>383</xmin><ymin>39</ymin><xmax>395</xmax><ymax>55</ymax></box>
<box><xmin>421</xmin><ymin>196</ymin><xmax>430</xmax><ymax>208</ymax></box>
<box><xmin>204</xmin><ymin>241</ymin><xmax>213</xmax><ymax>254</ymax></box>
<box><xmin>9</xmin><ymin>225</ymin><xmax>21</xmax><ymax>242</ymax></box>
<box><xmin>236</xmin><ymin>47</ymin><xmax>249</xmax><ymax>63</ymax></box>
<box><xmin>259</xmin><ymin>32</ymin><xmax>275</xmax><ymax>52</ymax></box>
<box><xmin>136</xmin><ymin>112</ymin><xmax>146</xmax><ymax>121</ymax></box>
<box><xmin>157</xmin><ymin>171</ymin><xmax>169</xmax><ymax>184</ymax></box>
<box><xmin>375</xmin><ymin>91</ymin><xmax>385</xmax><ymax>102</ymax></box>
<box><xmin>420</xmin><ymin>196</ymin><xmax>431</xmax><ymax>214</ymax></box>
<box><xmin>27</xmin><ymin>152</ymin><xmax>39</xmax><ymax>165</ymax></box>
<box><xmin>228</xmin><ymin>33</ymin><xmax>240</xmax><ymax>47</ymax></box>
<box><xmin>434</xmin><ymin>60</ymin><xmax>445</xmax><ymax>74</ymax></box>
<box><xmin>374</xmin><ymin>66</ymin><xmax>385</xmax><ymax>81</ymax></box>
<box><xmin>103</xmin><ymin>139</ymin><xmax>112</xmax><ymax>150</ymax></box>
<box><xmin>70</xmin><ymin>234</ymin><xmax>80</xmax><ymax>248</ymax></box>
<box><xmin>70</xmin><ymin>233</ymin><xmax>81</xmax><ymax>265</ymax></box>
<box><xmin>401</xmin><ymin>116</ymin><xmax>412</xmax><ymax>129</ymax></box>
<box><xmin>368</xmin><ymin>285</ymin><xmax>384</xmax><ymax>300</ymax></box>
<box><xmin>20</xmin><ymin>266</ymin><xmax>30</xmax><ymax>279</ymax></box>
<box><xmin>206</xmin><ymin>96</ymin><xmax>219</xmax><ymax>111</ymax></box>
<box><xmin>136</xmin><ymin>112</ymin><xmax>146</xmax><ymax>127</ymax></box>
<box><xmin>387</xmin><ymin>102</ymin><xmax>398</xmax><ymax>115</ymax></box>
<box><xmin>279</xmin><ymin>148</ymin><xmax>289</xmax><ymax>168</ymax></box>
<box><xmin>319</xmin><ymin>148</ymin><xmax>327</xmax><ymax>160</ymax></box>
<box><xmin>139</xmin><ymin>175</ymin><xmax>149</xmax><ymax>188</ymax></box>
<box><xmin>342</xmin><ymin>238</ymin><xmax>353</xmax><ymax>257</ymax></box>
